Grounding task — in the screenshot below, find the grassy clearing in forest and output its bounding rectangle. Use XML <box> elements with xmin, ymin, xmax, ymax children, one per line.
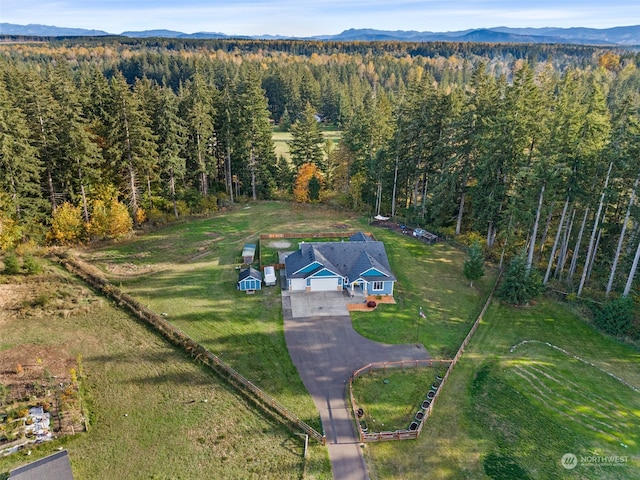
<box><xmin>78</xmin><ymin>201</ymin><xmax>496</xmax><ymax>478</ymax></box>
<box><xmin>272</xmin><ymin>127</ymin><xmax>342</xmax><ymax>161</ymax></box>
<box><xmin>0</xmin><ymin>266</ymin><xmax>320</xmax><ymax>480</ymax></box>
<box><xmin>362</xmin><ymin>299</ymin><xmax>640</xmax><ymax>480</ymax></box>
<box><xmin>25</xmin><ymin>201</ymin><xmax>636</xmax><ymax>479</ymax></box>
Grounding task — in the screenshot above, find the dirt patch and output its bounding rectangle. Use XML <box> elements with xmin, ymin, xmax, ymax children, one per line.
<box><xmin>0</xmin><ymin>277</ymin><xmax>86</xmax><ymax>448</ymax></box>
<box><xmin>347</xmin><ymin>296</ymin><xmax>396</xmax><ymax>311</ymax></box>
<box><xmin>268</xmin><ymin>241</ymin><xmax>291</xmax><ymax>249</ymax></box>
<box><xmin>105</xmin><ymin>262</ymin><xmax>154</xmax><ymax>276</ymax></box>
<box><xmin>0</xmin><ymin>345</ymin><xmax>74</xmax><ymax>397</ymax></box>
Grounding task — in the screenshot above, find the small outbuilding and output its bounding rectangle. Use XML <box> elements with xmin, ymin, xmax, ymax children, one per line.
<box><xmin>263</xmin><ymin>265</ymin><xmax>277</xmax><ymax>286</ymax></box>
<box><xmin>238</xmin><ymin>267</ymin><xmax>262</xmax><ymax>293</ymax></box>
<box><xmin>241</xmin><ymin>244</ymin><xmax>256</xmax><ymax>265</ymax></box>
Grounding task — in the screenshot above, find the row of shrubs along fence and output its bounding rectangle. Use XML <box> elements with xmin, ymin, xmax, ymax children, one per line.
<box><xmin>48</xmin><ymin>251</ymin><xmax>326</xmax><ymax>445</ymax></box>
<box><xmin>349</xmin><ymin>274</ymin><xmax>500</xmax><ymax>443</ymax></box>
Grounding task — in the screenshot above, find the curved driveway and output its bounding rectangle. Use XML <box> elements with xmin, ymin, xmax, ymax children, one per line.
<box><xmin>282</xmin><ymin>291</ymin><xmax>429</xmax><ymax>480</ymax></box>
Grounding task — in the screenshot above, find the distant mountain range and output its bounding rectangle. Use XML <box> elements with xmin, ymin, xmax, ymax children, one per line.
<box><xmin>2</xmin><ymin>23</ymin><xmax>640</xmax><ymax>45</ymax></box>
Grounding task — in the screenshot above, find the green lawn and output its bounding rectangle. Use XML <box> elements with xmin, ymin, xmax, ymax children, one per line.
<box><xmin>362</xmin><ymin>298</ymin><xmax>640</xmax><ymax>479</ymax></box>
<box><xmin>272</xmin><ymin>127</ymin><xmax>342</xmax><ymax>161</ymax></box>
<box><xmin>55</xmin><ymin>201</ymin><xmax>639</xmax><ymax>479</ymax></box>
<box><xmin>351</xmin><ymin>230</ymin><xmax>497</xmax><ymax>358</ymax></box>
<box><xmin>0</xmin><ymin>266</ymin><xmax>317</xmax><ymax>479</ymax></box>
<box><xmin>351</xmin><ymin>366</ymin><xmax>444</xmax><ymax>432</ymax></box>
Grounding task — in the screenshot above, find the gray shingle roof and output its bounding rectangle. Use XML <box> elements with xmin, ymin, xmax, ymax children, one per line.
<box><xmin>348</xmin><ymin>232</ymin><xmax>373</xmax><ymax>242</ymax></box>
<box><xmin>10</xmin><ymin>450</ymin><xmax>74</xmax><ymax>480</ymax></box>
<box><xmin>238</xmin><ymin>267</ymin><xmax>262</xmax><ymax>282</ymax></box>
<box><xmin>284</xmin><ymin>234</ymin><xmax>395</xmax><ymax>282</ymax></box>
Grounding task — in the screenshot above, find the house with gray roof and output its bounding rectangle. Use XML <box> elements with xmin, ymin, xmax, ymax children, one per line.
<box><xmin>284</xmin><ymin>232</ymin><xmax>396</xmax><ymax>295</ymax></box>
<box><xmin>9</xmin><ymin>449</ymin><xmax>74</xmax><ymax>480</ymax></box>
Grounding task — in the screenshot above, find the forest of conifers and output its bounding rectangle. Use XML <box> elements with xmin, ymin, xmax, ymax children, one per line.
<box><xmin>1</xmin><ymin>37</ymin><xmax>639</xmax><ymax>304</ymax></box>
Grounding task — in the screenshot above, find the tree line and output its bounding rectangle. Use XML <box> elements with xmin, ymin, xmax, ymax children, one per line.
<box><xmin>0</xmin><ymin>38</ymin><xmax>639</xmax><ymax>313</ymax></box>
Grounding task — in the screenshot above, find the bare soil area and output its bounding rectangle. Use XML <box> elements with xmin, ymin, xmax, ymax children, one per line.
<box><xmin>0</xmin><ymin>273</ymin><xmax>89</xmax><ymax>447</ymax></box>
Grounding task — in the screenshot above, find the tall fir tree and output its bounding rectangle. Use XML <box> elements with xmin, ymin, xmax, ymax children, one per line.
<box><xmin>234</xmin><ymin>65</ymin><xmax>277</xmax><ymax>200</ymax></box>
<box><xmin>289</xmin><ymin>102</ymin><xmax>325</xmax><ymax>169</ymax></box>
<box><xmin>0</xmin><ymin>71</ymin><xmax>44</xmax><ymax>225</ymax></box>
<box><xmin>106</xmin><ymin>72</ymin><xmax>158</xmax><ymax>226</ymax></box>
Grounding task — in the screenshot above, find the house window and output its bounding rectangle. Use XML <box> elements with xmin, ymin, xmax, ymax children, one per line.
<box><xmin>372</xmin><ymin>281</ymin><xmax>384</xmax><ymax>291</ymax></box>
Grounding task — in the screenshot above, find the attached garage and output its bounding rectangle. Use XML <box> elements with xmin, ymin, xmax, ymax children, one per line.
<box><xmin>289</xmin><ymin>278</ymin><xmax>307</xmax><ymax>291</ymax></box>
<box><xmin>309</xmin><ymin>277</ymin><xmax>340</xmax><ymax>291</ymax></box>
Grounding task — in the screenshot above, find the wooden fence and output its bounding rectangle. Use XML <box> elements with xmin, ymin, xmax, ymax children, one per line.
<box><xmin>259</xmin><ymin>232</ymin><xmax>375</xmax><ymax>240</ymax></box>
<box><xmin>349</xmin><ymin>274</ymin><xmax>500</xmax><ymax>443</ymax></box>
<box><xmin>349</xmin><ymin>359</ymin><xmax>452</xmax><ymax>442</ymax></box>
<box><xmin>348</xmin><ymin>359</ymin><xmax>452</xmax><ymax>443</ymax></box>
<box><xmin>49</xmin><ymin>251</ymin><xmax>326</xmax><ymax>445</ymax></box>
<box><xmin>259</xmin><ymin>231</ymin><xmax>375</xmax><ymax>268</ymax></box>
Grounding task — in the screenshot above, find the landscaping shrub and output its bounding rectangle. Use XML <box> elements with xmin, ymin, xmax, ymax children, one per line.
<box><xmin>23</xmin><ymin>254</ymin><xmax>42</xmax><ymax>275</ymax></box>
<box><xmin>2</xmin><ymin>251</ymin><xmax>20</xmax><ymax>275</ymax></box>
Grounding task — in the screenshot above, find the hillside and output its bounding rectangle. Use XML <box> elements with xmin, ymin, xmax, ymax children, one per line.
<box><xmin>2</xmin><ymin>22</ymin><xmax>640</xmax><ymax>45</ymax></box>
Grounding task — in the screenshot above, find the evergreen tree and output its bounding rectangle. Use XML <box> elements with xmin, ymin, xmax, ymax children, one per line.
<box><xmin>497</xmin><ymin>255</ymin><xmax>542</xmax><ymax>305</ymax></box>
<box><xmin>149</xmin><ymin>84</ymin><xmax>187</xmax><ymax>217</ymax></box>
<box><xmin>3</xmin><ymin>251</ymin><xmax>20</xmax><ymax>275</ymax></box>
<box><xmin>463</xmin><ymin>242</ymin><xmax>485</xmax><ymax>287</ymax></box>
<box><xmin>234</xmin><ymin>65</ymin><xmax>277</xmax><ymax>200</ymax></box>
<box><xmin>215</xmin><ymin>72</ymin><xmax>236</xmax><ymax>203</ymax></box>
<box><xmin>0</xmin><ymin>73</ymin><xmax>44</xmax><ymax>223</ymax></box>
<box><xmin>15</xmin><ymin>67</ymin><xmax>61</xmax><ymax>212</ymax></box>
<box><xmin>49</xmin><ymin>63</ymin><xmax>102</xmax><ymax>222</ymax></box>
<box><xmin>180</xmin><ymin>68</ymin><xmax>216</xmax><ymax>197</ymax></box>
<box><xmin>289</xmin><ymin>103</ymin><xmax>324</xmax><ymax>169</ymax></box>
<box><xmin>106</xmin><ymin>73</ymin><xmax>158</xmax><ymax>227</ymax></box>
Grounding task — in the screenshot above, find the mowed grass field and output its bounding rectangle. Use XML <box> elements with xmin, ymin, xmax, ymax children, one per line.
<box><xmin>5</xmin><ymin>201</ymin><xmax>636</xmax><ymax>479</ymax></box>
<box><xmin>361</xmin><ymin>299</ymin><xmax>640</xmax><ymax>479</ymax></box>
<box><xmin>272</xmin><ymin>126</ymin><xmax>341</xmax><ymax>160</ymax></box>
<box><xmin>0</xmin><ymin>266</ymin><xmax>313</xmax><ymax>479</ymax></box>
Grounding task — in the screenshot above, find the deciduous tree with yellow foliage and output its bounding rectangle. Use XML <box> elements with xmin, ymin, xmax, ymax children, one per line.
<box><xmin>293</xmin><ymin>163</ymin><xmax>324</xmax><ymax>203</ymax></box>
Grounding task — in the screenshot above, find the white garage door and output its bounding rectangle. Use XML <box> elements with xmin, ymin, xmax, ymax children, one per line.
<box><xmin>289</xmin><ymin>278</ymin><xmax>307</xmax><ymax>291</ymax></box>
<box><xmin>310</xmin><ymin>277</ymin><xmax>339</xmax><ymax>291</ymax></box>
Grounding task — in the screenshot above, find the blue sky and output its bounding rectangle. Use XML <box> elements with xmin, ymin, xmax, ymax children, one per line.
<box><xmin>2</xmin><ymin>1</ymin><xmax>639</xmax><ymax>36</ymax></box>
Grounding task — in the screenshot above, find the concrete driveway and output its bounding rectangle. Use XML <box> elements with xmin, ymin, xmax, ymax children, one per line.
<box><xmin>282</xmin><ymin>291</ymin><xmax>429</xmax><ymax>480</ymax></box>
<box><xmin>282</xmin><ymin>290</ymin><xmax>354</xmax><ymax>317</ymax></box>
